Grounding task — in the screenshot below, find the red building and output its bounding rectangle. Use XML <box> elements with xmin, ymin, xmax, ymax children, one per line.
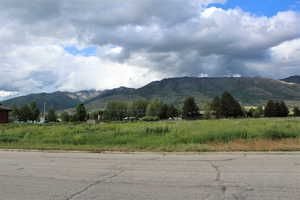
<box><xmin>0</xmin><ymin>105</ymin><xmax>12</xmax><ymax>123</ymax></box>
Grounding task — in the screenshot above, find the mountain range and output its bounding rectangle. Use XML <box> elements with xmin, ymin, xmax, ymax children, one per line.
<box><xmin>1</xmin><ymin>90</ymin><xmax>102</xmax><ymax>111</ymax></box>
<box><xmin>2</xmin><ymin>76</ymin><xmax>300</xmax><ymax>111</ymax></box>
<box><xmin>281</xmin><ymin>76</ymin><xmax>300</xmax><ymax>85</ymax></box>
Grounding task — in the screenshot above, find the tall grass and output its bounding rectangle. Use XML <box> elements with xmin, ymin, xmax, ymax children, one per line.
<box><xmin>0</xmin><ymin>118</ymin><xmax>300</xmax><ymax>151</ymax></box>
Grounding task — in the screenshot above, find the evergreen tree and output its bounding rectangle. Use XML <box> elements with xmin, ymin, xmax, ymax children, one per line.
<box><xmin>273</xmin><ymin>101</ymin><xmax>282</xmax><ymax>117</ymax></box>
<box><xmin>167</xmin><ymin>104</ymin><xmax>179</xmax><ymax>119</ymax></box>
<box><xmin>159</xmin><ymin>103</ymin><xmax>169</xmax><ymax>119</ymax></box>
<box><xmin>279</xmin><ymin>101</ymin><xmax>289</xmax><ymax>117</ymax></box>
<box><xmin>76</xmin><ymin>103</ymin><xmax>87</xmax><ymax>122</ymax></box>
<box><xmin>265</xmin><ymin>100</ymin><xmax>289</xmax><ymax>117</ymax></box>
<box><xmin>293</xmin><ymin>107</ymin><xmax>300</xmax><ymax>117</ymax></box>
<box><xmin>264</xmin><ymin>100</ymin><xmax>275</xmax><ymax>117</ymax></box>
<box><xmin>220</xmin><ymin>92</ymin><xmax>243</xmax><ymax>118</ymax></box>
<box><xmin>211</xmin><ymin>96</ymin><xmax>222</xmax><ymax>118</ymax></box>
<box><xmin>47</xmin><ymin>108</ymin><xmax>57</xmax><ymax>122</ymax></box>
<box><xmin>182</xmin><ymin>97</ymin><xmax>199</xmax><ymax>119</ymax></box>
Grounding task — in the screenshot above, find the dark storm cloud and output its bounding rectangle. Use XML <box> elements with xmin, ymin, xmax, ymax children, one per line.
<box><xmin>67</xmin><ymin>5</ymin><xmax>300</xmax><ymax>77</ymax></box>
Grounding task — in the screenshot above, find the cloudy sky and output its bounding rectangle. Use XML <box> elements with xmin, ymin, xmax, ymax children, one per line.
<box><xmin>1</xmin><ymin>0</ymin><xmax>300</xmax><ymax>100</ymax></box>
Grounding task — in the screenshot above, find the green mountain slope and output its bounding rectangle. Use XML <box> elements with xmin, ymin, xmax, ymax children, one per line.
<box><xmin>3</xmin><ymin>77</ymin><xmax>300</xmax><ymax>111</ymax></box>
<box><xmin>281</xmin><ymin>75</ymin><xmax>300</xmax><ymax>85</ymax></box>
<box><xmin>1</xmin><ymin>92</ymin><xmax>81</xmax><ymax>111</ymax></box>
<box><xmin>1</xmin><ymin>90</ymin><xmax>101</xmax><ymax>111</ymax></box>
<box><xmin>85</xmin><ymin>87</ymin><xmax>141</xmax><ymax>109</ymax></box>
<box><xmin>86</xmin><ymin>77</ymin><xmax>300</xmax><ymax>109</ymax></box>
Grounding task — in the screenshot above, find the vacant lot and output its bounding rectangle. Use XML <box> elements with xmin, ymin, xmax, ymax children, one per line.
<box><xmin>1</xmin><ymin>118</ymin><xmax>300</xmax><ymax>151</ymax></box>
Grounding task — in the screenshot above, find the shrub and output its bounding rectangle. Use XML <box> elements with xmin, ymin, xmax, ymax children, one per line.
<box><xmin>140</xmin><ymin>116</ymin><xmax>159</xmax><ymax>121</ymax></box>
<box><xmin>263</xmin><ymin>128</ymin><xmax>299</xmax><ymax>140</ymax></box>
<box><xmin>0</xmin><ymin>134</ymin><xmax>21</xmax><ymax>143</ymax></box>
<box><xmin>145</xmin><ymin>127</ymin><xmax>170</xmax><ymax>135</ymax></box>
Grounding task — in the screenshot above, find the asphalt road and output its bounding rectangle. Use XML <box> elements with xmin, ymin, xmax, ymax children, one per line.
<box><xmin>0</xmin><ymin>151</ymin><xmax>300</xmax><ymax>200</ymax></box>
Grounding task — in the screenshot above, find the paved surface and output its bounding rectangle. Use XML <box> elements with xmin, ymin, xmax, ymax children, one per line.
<box><xmin>0</xmin><ymin>151</ymin><xmax>300</xmax><ymax>200</ymax></box>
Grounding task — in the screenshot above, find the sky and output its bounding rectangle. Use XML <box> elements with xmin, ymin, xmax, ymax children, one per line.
<box><xmin>0</xmin><ymin>0</ymin><xmax>300</xmax><ymax>100</ymax></box>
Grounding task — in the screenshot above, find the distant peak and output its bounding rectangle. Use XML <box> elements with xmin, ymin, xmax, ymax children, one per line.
<box><xmin>281</xmin><ymin>75</ymin><xmax>300</xmax><ymax>85</ymax></box>
<box><xmin>283</xmin><ymin>75</ymin><xmax>300</xmax><ymax>79</ymax></box>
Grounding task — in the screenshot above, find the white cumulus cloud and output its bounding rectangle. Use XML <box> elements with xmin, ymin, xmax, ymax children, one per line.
<box><xmin>0</xmin><ymin>0</ymin><xmax>299</xmax><ymax>97</ymax></box>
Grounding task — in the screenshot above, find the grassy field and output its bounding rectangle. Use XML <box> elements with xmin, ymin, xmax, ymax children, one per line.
<box><xmin>1</xmin><ymin>118</ymin><xmax>300</xmax><ymax>152</ymax></box>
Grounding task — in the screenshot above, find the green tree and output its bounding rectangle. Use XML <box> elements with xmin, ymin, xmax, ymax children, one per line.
<box><xmin>211</xmin><ymin>96</ymin><xmax>222</xmax><ymax>119</ymax></box>
<box><xmin>203</xmin><ymin>102</ymin><xmax>213</xmax><ymax>119</ymax></box>
<box><xmin>89</xmin><ymin>110</ymin><xmax>104</xmax><ymax>120</ymax></box>
<box><xmin>220</xmin><ymin>92</ymin><xmax>243</xmax><ymax>118</ymax></box>
<box><xmin>247</xmin><ymin>108</ymin><xmax>255</xmax><ymax>118</ymax></box>
<box><xmin>70</xmin><ymin>114</ymin><xmax>79</xmax><ymax>122</ymax></box>
<box><xmin>130</xmin><ymin>99</ymin><xmax>149</xmax><ymax>118</ymax></box>
<box><xmin>47</xmin><ymin>108</ymin><xmax>57</xmax><ymax>122</ymax></box>
<box><xmin>76</xmin><ymin>103</ymin><xmax>87</xmax><ymax>122</ymax></box>
<box><xmin>29</xmin><ymin>101</ymin><xmax>40</xmax><ymax>121</ymax></box>
<box><xmin>18</xmin><ymin>105</ymin><xmax>31</xmax><ymax>121</ymax></box>
<box><xmin>61</xmin><ymin>111</ymin><xmax>70</xmax><ymax>122</ymax></box>
<box><xmin>264</xmin><ymin>100</ymin><xmax>275</xmax><ymax>117</ymax></box>
<box><xmin>182</xmin><ymin>97</ymin><xmax>199</xmax><ymax>119</ymax></box>
<box><xmin>91</xmin><ymin>111</ymin><xmax>99</xmax><ymax>120</ymax></box>
<box><xmin>11</xmin><ymin>105</ymin><xmax>20</xmax><ymax>121</ymax></box>
<box><xmin>159</xmin><ymin>103</ymin><xmax>169</xmax><ymax>119</ymax></box>
<box><xmin>278</xmin><ymin>101</ymin><xmax>289</xmax><ymax>117</ymax></box>
<box><xmin>104</xmin><ymin>101</ymin><xmax>128</xmax><ymax>121</ymax></box>
<box><xmin>293</xmin><ymin>107</ymin><xmax>300</xmax><ymax>117</ymax></box>
<box><xmin>126</xmin><ymin>102</ymin><xmax>134</xmax><ymax>118</ymax></box>
<box><xmin>146</xmin><ymin>99</ymin><xmax>164</xmax><ymax>118</ymax></box>
<box><xmin>253</xmin><ymin>106</ymin><xmax>264</xmax><ymax>118</ymax></box>
<box><xmin>273</xmin><ymin>101</ymin><xmax>282</xmax><ymax>117</ymax></box>
<box><xmin>167</xmin><ymin>104</ymin><xmax>179</xmax><ymax>119</ymax></box>
<box><xmin>265</xmin><ymin>100</ymin><xmax>288</xmax><ymax>117</ymax></box>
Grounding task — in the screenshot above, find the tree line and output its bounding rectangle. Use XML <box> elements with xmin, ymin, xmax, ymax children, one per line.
<box><xmin>11</xmin><ymin>102</ymin><xmax>40</xmax><ymax>122</ymax></box>
<box><xmin>12</xmin><ymin>103</ymin><xmax>87</xmax><ymax>123</ymax></box>
<box><xmin>89</xmin><ymin>99</ymin><xmax>180</xmax><ymax>122</ymax></box>
<box><xmin>11</xmin><ymin>91</ymin><xmax>299</xmax><ymax>122</ymax></box>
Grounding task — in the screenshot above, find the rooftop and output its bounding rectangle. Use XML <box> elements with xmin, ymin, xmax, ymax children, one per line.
<box><xmin>0</xmin><ymin>105</ymin><xmax>12</xmax><ymax>111</ymax></box>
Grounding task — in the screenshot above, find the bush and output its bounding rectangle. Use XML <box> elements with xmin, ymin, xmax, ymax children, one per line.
<box><xmin>0</xmin><ymin>134</ymin><xmax>21</xmax><ymax>143</ymax></box>
<box><xmin>145</xmin><ymin>127</ymin><xmax>170</xmax><ymax>135</ymax></box>
<box><xmin>263</xmin><ymin>128</ymin><xmax>299</xmax><ymax>140</ymax></box>
<box><xmin>140</xmin><ymin>116</ymin><xmax>159</xmax><ymax>121</ymax></box>
<box><xmin>61</xmin><ymin>112</ymin><xmax>70</xmax><ymax>122</ymax></box>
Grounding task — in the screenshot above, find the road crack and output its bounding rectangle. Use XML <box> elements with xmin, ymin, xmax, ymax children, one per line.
<box><xmin>208</xmin><ymin>156</ymin><xmax>255</xmax><ymax>200</ymax></box>
<box><xmin>65</xmin><ymin>169</ymin><xmax>124</xmax><ymax>200</ymax></box>
<box><xmin>209</xmin><ymin>161</ymin><xmax>229</xmax><ymax>199</ymax></box>
<box><xmin>210</xmin><ymin>162</ymin><xmax>221</xmax><ymax>182</ymax></box>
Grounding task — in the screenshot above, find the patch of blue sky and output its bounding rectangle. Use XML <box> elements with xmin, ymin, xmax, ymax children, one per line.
<box><xmin>208</xmin><ymin>0</ymin><xmax>300</xmax><ymax>17</ymax></box>
<box><xmin>64</xmin><ymin>45</ymin><xmax>97</xmax><ymax>56</ymax></box>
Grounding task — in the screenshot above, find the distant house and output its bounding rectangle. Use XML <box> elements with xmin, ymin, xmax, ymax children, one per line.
<box><xmin>0</xmin><ymin>105</ymin><xmax>12</xmax><ymax>123</ymax></box>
